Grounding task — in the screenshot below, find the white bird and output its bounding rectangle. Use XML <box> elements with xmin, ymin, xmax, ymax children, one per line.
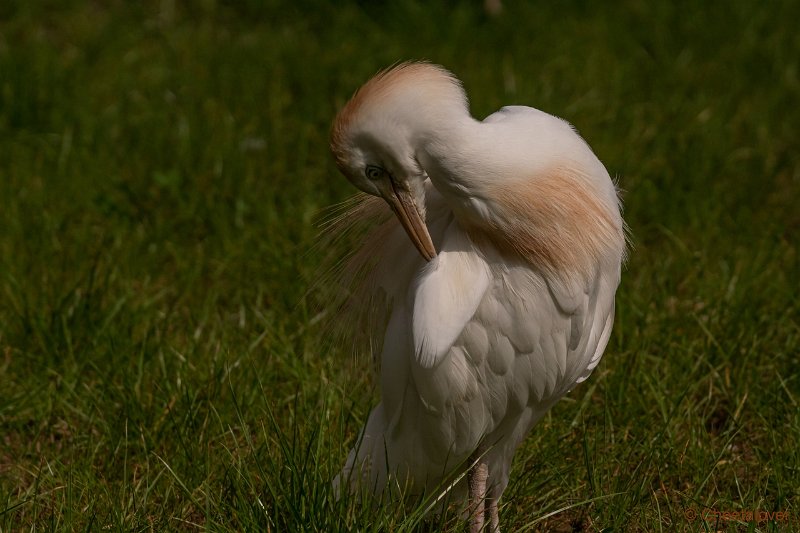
<box><xmin>326</xmin><ymin>62</ymin><xmax>626</xmax><ymax>532</ymax></box>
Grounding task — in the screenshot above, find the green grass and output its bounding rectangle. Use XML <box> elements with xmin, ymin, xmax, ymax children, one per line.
<box><xmin>1</xmin><ymin>0</ymin><xmax>798</xmax><ymax>531</ymax></box>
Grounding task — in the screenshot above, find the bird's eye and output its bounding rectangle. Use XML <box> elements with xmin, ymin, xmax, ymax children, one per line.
<box><xmin>365</xmin><ymin>165</ymin><xmax>385</xmax><ymax>181</ymax></box>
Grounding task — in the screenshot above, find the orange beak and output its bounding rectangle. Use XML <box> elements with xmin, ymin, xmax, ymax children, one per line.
<box><xmin>377</xmin><ymin>179</ymin><xmax>437</xmax><ymax>262</ymax></box>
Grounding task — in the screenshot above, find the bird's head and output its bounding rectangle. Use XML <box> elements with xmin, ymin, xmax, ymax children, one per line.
<box><xmin>330</xmin><ymin>62</ymin><xmax>468</xmax><ymax>262</ymax></box>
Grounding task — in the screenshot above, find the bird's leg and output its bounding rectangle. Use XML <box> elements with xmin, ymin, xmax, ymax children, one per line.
<box><xmin>486</xmin><ymin>485</ymin><xmax>500</xmax><ymax>532</ymax></box>
<box><xmin>467</xmin><ymin>449</ymin><xmax>488</xmax><ymax>533</ymax></box>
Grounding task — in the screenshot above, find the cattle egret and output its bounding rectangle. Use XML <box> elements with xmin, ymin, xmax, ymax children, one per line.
<box><xmin>327</xmin><ymin>62</ymin><xmax>626</xmax><ymax>532</ymax></box>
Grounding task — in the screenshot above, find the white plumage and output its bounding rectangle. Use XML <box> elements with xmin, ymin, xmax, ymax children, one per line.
<box><xmin>327</xmin><ymin>62</ymin><xmax>625</xmax><ymax>532</ymax></box>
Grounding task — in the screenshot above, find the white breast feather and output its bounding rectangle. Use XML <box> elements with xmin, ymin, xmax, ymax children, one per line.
<box><xmin>411</xmin><ymin>217</ymin><xmax>492</xmax><ymax>368</ymax></box>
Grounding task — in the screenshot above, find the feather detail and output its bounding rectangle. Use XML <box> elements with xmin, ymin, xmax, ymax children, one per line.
<box><xmin>411</xmin><ymin>219</ymin><xmax>492</xmax><ymax>368</ymax></box>
<box><xmin>469</xmin><ymin>166</ymin><xmax>626</xmax><ymax>282</ymax></box>
<box><xmin>314</xmin><ymin>193</ymin><xmax>394</xmax><ymax>356</ymax></box>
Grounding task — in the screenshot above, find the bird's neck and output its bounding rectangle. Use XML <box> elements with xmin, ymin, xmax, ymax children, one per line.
<box><xmin>415</xmin><ymin>116</ymin><xmax>490</xmax><ymax>223</ymax></box>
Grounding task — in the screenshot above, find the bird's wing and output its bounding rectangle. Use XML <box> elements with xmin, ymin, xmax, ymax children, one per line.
<box><xmin>407</xmin><ymin>240</ymin><xmax>620</xmax><ymax>461</ymax></box>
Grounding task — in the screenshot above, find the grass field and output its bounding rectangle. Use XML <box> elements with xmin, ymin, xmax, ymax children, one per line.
<box><xmin>1</xmin><ymin>1</ymin><xmax>798</xmax><ymax>531</ymax></box>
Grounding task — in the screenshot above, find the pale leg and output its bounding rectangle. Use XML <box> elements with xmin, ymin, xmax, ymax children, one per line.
<box><xmin>486</xmin><ymin>485</ymin><xmax>500</xmax><ymax>532</ymax></box>
<box><xmin>468</xmin><ymin>451</ymin><xmax>488</xmax><ymax>533</ymax></box>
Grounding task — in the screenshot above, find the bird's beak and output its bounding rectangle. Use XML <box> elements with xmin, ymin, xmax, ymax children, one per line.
<box><xmin>378</xmin><ymin>178</ymin><xmax>437</xmax><ymax>262</ymax></box>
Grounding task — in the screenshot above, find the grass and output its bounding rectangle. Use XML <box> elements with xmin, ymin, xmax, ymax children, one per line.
<box><xmin>1</xmin><ymin>0</ymin><xmax>798</xmax><ymax>530</ymax></box>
